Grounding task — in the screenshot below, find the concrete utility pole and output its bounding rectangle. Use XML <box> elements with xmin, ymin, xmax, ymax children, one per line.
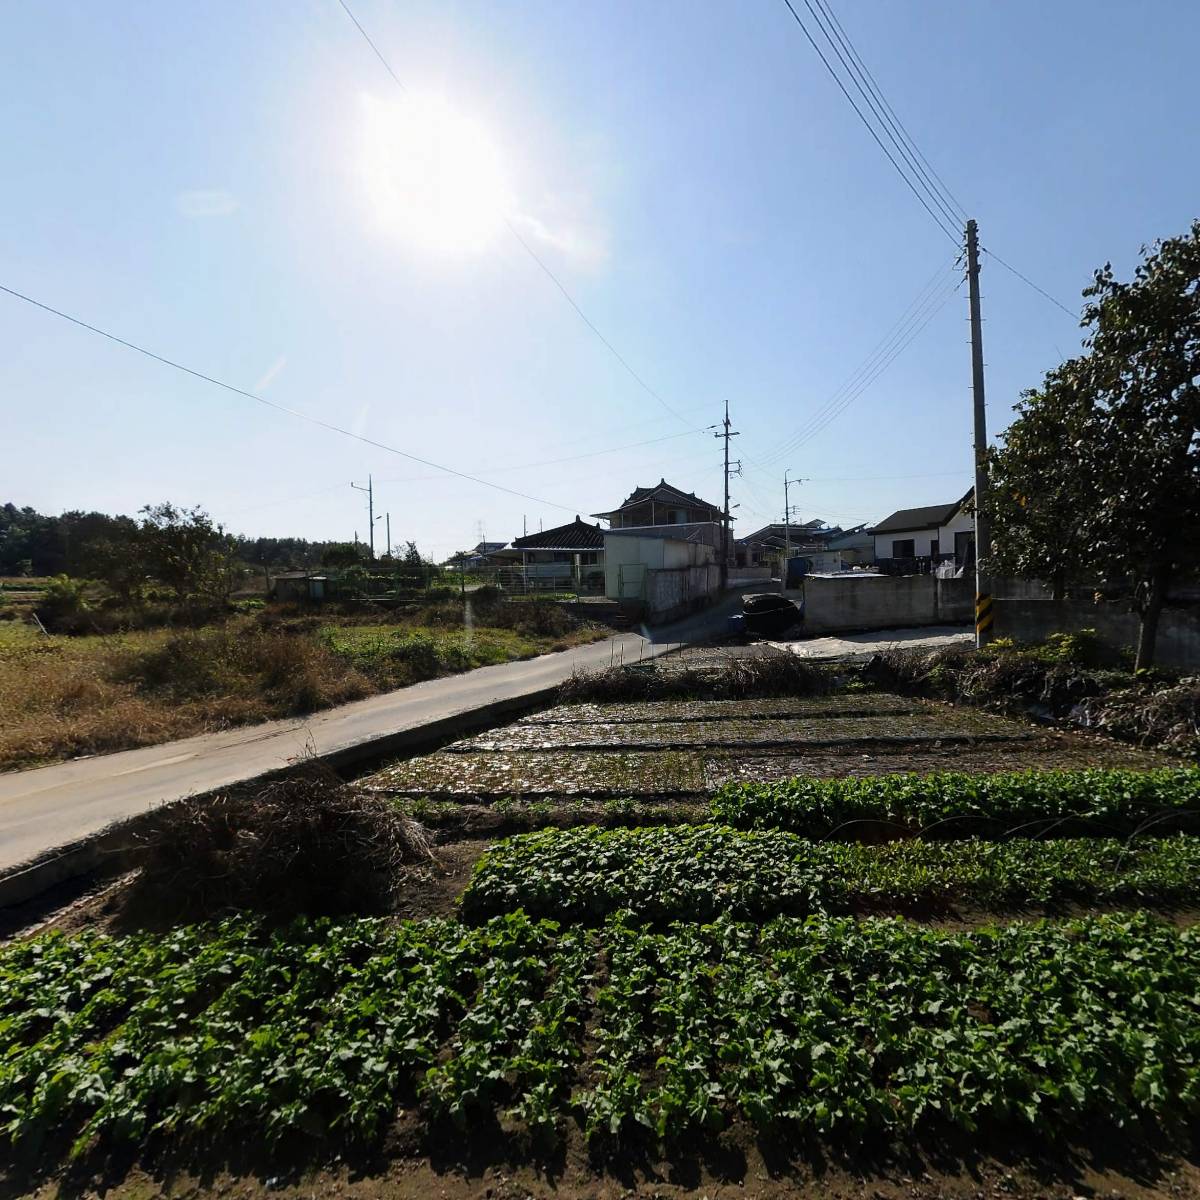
<box><xmin>351</xmin><ymin>474</ymin><xmax>376</xmax><ymax>559</ymax></box>
<box><xmin>714</xmin><ymin>399</ymin><xmax>740</xmax><ymax>589</ymax></box>
<box><xmin>385</xmin><ymin>512</ymin><xmax>391</xmax><ymax>560</ymax></box>
<box><xmin>782</xmin><ymin>470</ymin><xmax>804</xmax><ymax>592</ymax></box>
<box><xmin>965</xmin><ymin>219</ymin><xmax>993</xmax><ymax>646</ymax></box>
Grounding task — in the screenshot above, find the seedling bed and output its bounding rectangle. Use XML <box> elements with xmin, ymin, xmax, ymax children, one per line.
<box><xmin>360</xmin><ymin>749</ymin><xmax>707</xmax><ymax>797</ymax></box>
<box><xmin>706</xmin><ymin>739</ymin><xmax>1173</xmax><ymax>786</ymax></box>
<box><xmin>523</xmin><ymin>694</ymin><xmax>921</xmax><ymax>725</ymax></box>
<box><xmin>711</xmin><ymin>767</ymin><xmax>1200</xmax><ymax>839</ymax></box>
<box><xmin>449</xmin><ymin>712</ymin><xmax>1034</xmax><ymax>753</ymax></box>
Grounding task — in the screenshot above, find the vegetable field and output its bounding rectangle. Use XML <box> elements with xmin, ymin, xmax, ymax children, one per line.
<box><xmin>5</xmin><ymin>685</ymin><xmax>1198</xmax><ymax>1194</ymax></box>
<box><xmin>3</xmin><ymin>913</ymin><xmax>1199</xmax><ymax>1158</ymax></box>
<box><xmin>462</xmin><ymin>825</ymin><xmax>1200</xmax><ymax>923</ymax></box>
<box><xmin>712</xmin><ymin>766</ymin><xmax>1200</xmax><ymax>837</ymax></box>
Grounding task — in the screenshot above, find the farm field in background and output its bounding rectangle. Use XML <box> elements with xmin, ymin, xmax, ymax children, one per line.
<box><xmin>3</xmin><ymin>666</ymin><xmax>1200</xmax><ymax>1199</ymax></box>
<box><xmin>0</xmin><ymin>604</ymin><xmax>607</xmax><ymax>771</ymax></box>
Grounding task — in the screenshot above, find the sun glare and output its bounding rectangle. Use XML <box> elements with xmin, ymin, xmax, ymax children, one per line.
<box><xmin>360</xmin><ymin>93</ymin><xmax>511</xmax><ymax>256</ymax></box>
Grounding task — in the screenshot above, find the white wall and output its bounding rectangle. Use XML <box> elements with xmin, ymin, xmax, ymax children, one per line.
<box><xmin>938</xmin><ymin>508</ymin><xmax>974</xmax><ymax>554</ymax></box>
<box><xmin>604</xmin><ymin>534</ymin><xmax>715</xmax><ymax>602</ymax></box>
<box><xmin>874</xmin><ymin>530</ymin><xmax>938</xmax><ymax>559</ymax></box>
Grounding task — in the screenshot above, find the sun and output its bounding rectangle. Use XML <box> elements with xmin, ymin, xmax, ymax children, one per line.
<box><xmin>359</xmin><ymin>92</ymin><xmax>511</xmax><ymax>256</ymax></box>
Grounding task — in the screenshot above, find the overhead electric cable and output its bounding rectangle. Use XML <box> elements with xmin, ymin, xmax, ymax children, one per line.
<box><xmin>801</xmin><ymin>0</ymin><xmax>961</xmax><ymax>233</ymax></box>
<box><xmin>790</xmin><ymin>274</ymin><xmax>963</xmax><ymax>447</ymax></box>
<box><xmin>337</xmin><ymin>0</ymin><xmax>693</xmax><ymax>427</ymax></box>
<box><xmin>984</xmin><ymin>247</ymin><xmax>1078</xmax><ymax>321</ymax></box>
<box><xmin>0</xmin><ymin>282</ymin><xmax>589</xmax><ymax>515</ymax></box>
<box><xmin>810</xmin><ymin>0</ymin><xmax>967</xmax><ymax>223</ymax></box>
<box><xmin>778</xmin><ymin>0</ymin><xmax>958</xmax><ymax>244</ymax></box>
<box><xmin>757</xmin><ymin>259</ymin><xmax>960</xmax><ymax>465</ymax></box>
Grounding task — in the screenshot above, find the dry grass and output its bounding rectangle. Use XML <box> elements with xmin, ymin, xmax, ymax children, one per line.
<box><xmin>557</xmin><ymin>651</ymin><xmax>834</xmax><ymax>705</ymax></box>
<box><xmin>119</xmin><ymin>767</ymin><xmax>435</xmax><ymax>924</ymax></box>
<box><xmin>0</xmin><ymin>608</ymin><xmax>608</xmax><ymax>771</ymax></box>
<box><xmin>0</xmin><ymin>621</ymin><xmax>372</xmax><ymax>770</ymax></box>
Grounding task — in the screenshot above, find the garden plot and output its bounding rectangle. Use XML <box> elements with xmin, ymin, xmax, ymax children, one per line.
<box><xmin>706</xmin><ymin>736</ymin><xmax>1173</xmax><ymax>786</ymax></box>
<box><xmin>462</xmin><ymin>824</ymin><xmax>1200</xmax><ymax>923</ymax></box>
<box><xmin>450</xmin><ymin>709</ymin><xmax>1034</xmax><ymax>753</ymax></box>
<box><xmin>522</xmin><ymin>693</ymin><xmax>921</xmax><ymax>724</ymax></box>
<box><xmin>361</xmin><ymin>749</ymin><xmax>707</xmax><ymax>797</ymax></box>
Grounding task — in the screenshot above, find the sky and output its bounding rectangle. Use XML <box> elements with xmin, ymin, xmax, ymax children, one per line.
<box><xmin>3</xmin><ymin>0</ymin><xmax>1199</xmax><ymax>560</ymax></box>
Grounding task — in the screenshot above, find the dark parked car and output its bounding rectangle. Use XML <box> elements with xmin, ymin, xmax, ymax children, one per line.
<box><xmin>741</xmin><ymin>592</ymin><xmax>803</xmax><ymax>637</ymax></box>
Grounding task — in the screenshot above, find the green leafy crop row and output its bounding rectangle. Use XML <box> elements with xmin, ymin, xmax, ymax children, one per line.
<box><xmin>710</xmin><ymin>768</ymin><xmax>1200</xmax><ymax>839</ymax></box>
<box><xmin>3</xmin><ymin>913</ymin><xmax>1200</xmax><ymax>1156</ymax></box>
<box><xmin>586</xmin><ymin>911</ymin><xmax>1200</xmax><ymax>1142</ymax></box>
<box><xmin>0</xmin><ymin>913</ymin><xmax>589</xmax><ymax>1157</ymax></box>
<box><xmin>461</xmin><ymin>824</ymin><xmax>1200</xmax><ymax>924</ymax></box>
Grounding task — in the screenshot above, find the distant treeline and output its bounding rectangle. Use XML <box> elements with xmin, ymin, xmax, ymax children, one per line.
<box><xmin>0</xmin><ymin>503</ymin><xmax>359</xmax><ymax>576</ymax></box>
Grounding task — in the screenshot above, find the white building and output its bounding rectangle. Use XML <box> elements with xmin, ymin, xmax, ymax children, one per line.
<box><xmin>604</xmin><ymin>522</ymin><xmax>720</xmax><ymax>621</ymax></box>
<box><xmin>869</xmin><ymin>491</ymin><xmax>976</xmax><ymax>569</ymax></box>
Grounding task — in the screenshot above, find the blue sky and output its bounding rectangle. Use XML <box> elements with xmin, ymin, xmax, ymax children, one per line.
<box><xmin>4</xmin><ymin>0</ymin><xmax>1198</xmax><ymax>559</ymax></box>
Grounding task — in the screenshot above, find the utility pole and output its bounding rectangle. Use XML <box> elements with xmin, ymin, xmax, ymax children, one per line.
<box><xmin>965</xmin><ymin>219</ymin><xmax>993</xmax><ymax>647</ymax></box>
<box><xmin>782</xmin><ymin>470</ymin><xmax>805</xmax><ymax>591</ymax></box>
<box><xmin>351</xmin><ymin>474</ymin><xmax>376</xmax><ymax>559</ymax></box>
<box><xmin>714</xmin><ymin>399</ymin><xmax>740</xmax><ymax>589</ymax></box>
<box><xmin>385</xmin><ymin>512</ymin><xmax>391</xmax><ymax>560</ymax></box>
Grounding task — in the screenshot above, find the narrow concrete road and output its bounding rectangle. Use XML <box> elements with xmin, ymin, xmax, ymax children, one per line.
<box><xmin>0</xmin><ymin>630</ymin><xmax>674</xmax><ymax>876</ymax></box>
<box><xmin>776</xmin><ymin>625</ymin><xmax>974</xmax><ymax>660</ymax></box>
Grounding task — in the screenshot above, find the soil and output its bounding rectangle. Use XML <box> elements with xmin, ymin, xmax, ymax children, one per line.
<box><xmin>706</xmin><ymin>732</ymin><xmax>1173</xmax><ymax>785</ymax></box>
<box><xmin>9</xmin><ymin>1122</ymin><xmax>1200</xmax><ymax>1200</ymax></box>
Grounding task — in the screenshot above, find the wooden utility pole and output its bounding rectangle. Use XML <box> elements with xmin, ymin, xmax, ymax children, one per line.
<box><xmin>965</xmin><ymin>219</ymin><xmax>993</xmax><ymax>646</ymax></box>
<box><xmin>351</xmin><ymin>474</ymin><xmax>376</xmax><ymax>559</ymax></box>
<box><xmin>714</xmin><ymin>399</ymin><xmax>740</xmax><ymax>589</ymax></box>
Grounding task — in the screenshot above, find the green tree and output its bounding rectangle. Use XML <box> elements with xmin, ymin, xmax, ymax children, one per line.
<box><xmin>986</xmin><ymin>359</ymin><xmax>1096</xmax><ymax>600</ymax></box>
<box><xmin>988</xmin><ymin>222</ymin><xmax>1200</xmax><ymax>668</ymax></box>
<box><xmin>1079</xmin><ymin>223</ymin><xmax>1200</xmax><ymax>668</ymax></box>
<box><xmin>139</xmin><ymin>503</ymin><xmax>234</xmax><ymax>607</ymax></box>
<box><xmin>320</xmin><ymin>542</ymin><xmax>371</xmax><ymax>569</ymax></box>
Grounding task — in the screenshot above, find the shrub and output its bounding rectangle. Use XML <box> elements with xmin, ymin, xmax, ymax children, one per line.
<box><xmin>112</xmin><ymin>621</ymin><xmax>372</xmax><ymax>713</ymax></box>
<box><xmin>121</xmin><ymin>768</ymin><xmax>434</xmax><ymax>923</ymax></box>
<box><xmin>34</xmin><ymin>575</ymin><xmax>92</xmax><ymax>633</ymax></box>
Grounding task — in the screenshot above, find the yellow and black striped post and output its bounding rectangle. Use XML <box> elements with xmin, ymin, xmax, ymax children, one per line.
<box><xmin>975</xmin><ymin>592</ymin><xmax>994</xmax><ymax>644</ymax></box>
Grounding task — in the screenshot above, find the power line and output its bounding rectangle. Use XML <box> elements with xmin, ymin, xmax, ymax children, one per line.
<box><xmin>337</xmin><ymin>0</ymin><xmax>693</xmax><ymax>427</ymax></box>
<box><xmin>801</xmin><ymin>0</ymin><xmax>961</xmax><ymax>233</ymax></box>
<box><xmin>782</xmin><ymin>0</ymin><xmax>1079</xmax><ymax>328</ymax></box>
<box><xmin>984</xmin><ymin>247</ymin><xmax>1078</xmax><ymax>321</ymax></box>
<box><xmin>791</xmin><ymin>274</ymin><xmax>963</xmax><ymax>448</ymax></box>
<box><xmin>810</xmin><ymin>0</ymin><xmax>966</xmax><ymax>224</ymax></box>
<box><xmin>376</xmin><ymin>424</ymin><xmax>714</xmax><ymax>483</ymax></box>
<box><xmin>758</xmin><ymin>259</ymin><xmax>961</xmax><ymax>466</ymax></box>
<box><xmin>778</xmin><ymin>0</ymin><xmax>959</xmax><ymax>244</ymax></box>
<box><xmin>0</xmin><ymin>282</ymin><xmax>588</xmax><ymax>515</ymax></box>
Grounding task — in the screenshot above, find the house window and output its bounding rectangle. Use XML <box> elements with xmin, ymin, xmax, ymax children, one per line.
<box><xmin>892</xmin><ymin>538</ymin><xmax>915</xmax><ymax>558</ymax></box>
<box><xmin>579</xmin><ymin>552</ymin><xmax>599</xmax><ymax>565</ymax></box>
<box><xmin>671</xmin><ymin>509</ymin><xmax>687</xmax><ymax>524</ymax></box>
<box><xmin>954</xmin><ymin>531</ymin><xmax>975</xmax><ymax>564</ymax></box>
<box><xmin>552</xmin><ymin>552</ymin><xmax>573</xmax><ymax>563</ymax></box>
<box><xmin>930</xmin><ymin>539</ymin><xmax>939</xmax><ymax>557</ymax></box>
